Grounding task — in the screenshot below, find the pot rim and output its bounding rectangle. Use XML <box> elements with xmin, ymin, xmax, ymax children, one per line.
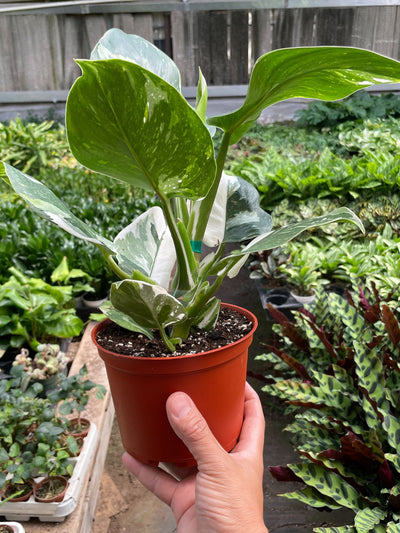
<box><xmin>91</xmin><ymin>302</ymin><xmax>257</xmax><ymax>362</ymax></box>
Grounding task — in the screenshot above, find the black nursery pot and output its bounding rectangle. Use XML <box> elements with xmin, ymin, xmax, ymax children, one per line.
<box><xmin>256</xmin><ymin>285</ymin><xmax>303</xmax><ymax>321</ymax></box>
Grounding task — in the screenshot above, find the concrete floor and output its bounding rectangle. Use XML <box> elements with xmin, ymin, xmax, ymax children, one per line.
<box><xmin>92</xmin><ymin>267</ymin><xmax>354</xmax><ymax>533</ymax></box>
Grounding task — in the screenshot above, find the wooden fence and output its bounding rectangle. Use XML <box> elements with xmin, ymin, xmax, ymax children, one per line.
<box><xmin>1</xmin><ymin>5</ymin><xmax>400</xmax><ymax>91</ymax></box>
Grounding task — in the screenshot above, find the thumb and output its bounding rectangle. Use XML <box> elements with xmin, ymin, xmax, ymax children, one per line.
<box><xmin>166</xmin><ymin>392</ymin><xmax>224</xmax><ymax>466</ymax></box>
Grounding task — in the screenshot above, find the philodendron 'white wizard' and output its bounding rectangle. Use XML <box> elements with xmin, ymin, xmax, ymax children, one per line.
<box><xmin>2</xmin><ymin>29</ymin><xmax>400</xmax><ymax>351</ymax></box>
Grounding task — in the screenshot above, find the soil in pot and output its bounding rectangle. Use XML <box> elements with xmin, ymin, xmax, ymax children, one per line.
<box><xmin>67</xmin><ymin>417</ymin><xmax>90</xmax><ymax>439</ymax></box>
<box><xmin>2</xmin><ymin>482</ymin><xmax>33</xmax><ymax>502</ymax></box>
<box><xmin>33</xmin><ymin>476</ymin><xmax>68</xmax><ymax>503</ymax></box>
<box><xmin>95</xmin><ymin>306</ymin><xmax>253</xmax><ymax>357</ymax></box>
<box><xmin>0</xmin><ymin>526</ymin><xmax>14</xmax><ymax>533</ymax></box>
<box><xmin>93</xmin><ymin>304</ymin><xmax>257</xmax><ymax>466</ymax></box>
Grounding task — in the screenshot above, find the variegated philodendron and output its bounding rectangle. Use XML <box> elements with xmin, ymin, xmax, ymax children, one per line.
<box><xmin>263</xmin><ymin>285</ymin><xmax>400</xmax><ymax>532</ymax></box>
<box><xmin>3</xmin><ymin>29</ymin><xmax>400</xmax><ymax>350</ymax></box>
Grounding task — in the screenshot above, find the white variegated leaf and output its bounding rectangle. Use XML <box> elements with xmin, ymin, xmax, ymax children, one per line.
<box><xmin>100</xmin><ymin>300</ymin><xmax>153</xmax><ymax>338</ymax></box>
<box><xmin>191</xmin><ymin>173</ymin><xmax>228</xmax><ymax>248</ymax></box>
<box><xmin>240</xmin><ymin>208</ymin><xmax>364</xmax><ymax>255</ymax></box>
<box><xmin>90</xmin><ymin>28</ymin><xmax>182</xmax><ymax>92</ymax></box>
<box><xmin>0</xmin><ymin>162</ymin><xmax>114</xmax><ymax>254</ymax></box>
<box><xmin>193</xmin><ymin>297</ymin><xmax>220</xmax><ymax>330</ymax></box>
<box><xmin>223</xmin><ymin>173</ymin><xmax>273</xmax><ymax>243</ymax></box>
<box><xmin>227</xmin><ymin>254</ymin><xmax>249</xmax><ymax>279</ymax></box>
<box><xmin>113</xmin><ymin>207</ymin><xmax>176</xmax><ymax>289</ymax></box>
<box><xmin>111</xmin><ymin>280</ymin><xmax>187</xmax><ymax>330</ymax></box>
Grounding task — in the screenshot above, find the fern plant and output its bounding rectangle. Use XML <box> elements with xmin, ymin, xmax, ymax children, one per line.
<box><xmin>261</xmin><ymin>285</ymin><xmax>400</xmax><ymax>532</ymax></box>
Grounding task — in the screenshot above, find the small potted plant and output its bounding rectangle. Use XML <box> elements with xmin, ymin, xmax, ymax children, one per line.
<box><xmin>32</xmin><ymin>442</ymin><xmax>74</xmax><ymax>503</ymax></box>
<box><xmin>2</xmin><ymin>29</ymin><xmax>400</xmax><ymax>464</ymax></box>
<box><xmin>47</xmin><ymin>364</ymin><xmax>106</xmax><ymax>438</ymax></box>
<box><xmin>12</xmin><ymin>343</ymin><xmax>70</xmax><ymax>394</ymax></box>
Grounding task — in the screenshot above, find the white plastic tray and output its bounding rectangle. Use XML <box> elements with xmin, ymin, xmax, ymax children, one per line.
<box><xmin>0</xmin><ymin>522</ymin><xmax>25</xmax><ymax>532</ymax></box>
<box><xmin>0</xmin><ymin>423</ymin><xmax>98</xmax><ymax>522</ymax></box>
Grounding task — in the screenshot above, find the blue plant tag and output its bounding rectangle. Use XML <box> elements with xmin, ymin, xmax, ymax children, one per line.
<box><xmin>190</xmin><ymin>240</ymin><xmax>202</xmax><ymax>253</ymax></box>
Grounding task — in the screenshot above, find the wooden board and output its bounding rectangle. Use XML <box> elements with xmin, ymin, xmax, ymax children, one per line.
<box><xmin>2</xmin><ymin>6</ymin><xmax>400</xmax><ymax>91</ymax></box>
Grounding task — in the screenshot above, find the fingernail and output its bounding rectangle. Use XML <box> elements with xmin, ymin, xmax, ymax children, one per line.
<box><xmin>168</xmin><ymin>392</ymin><xmax>192</xmax><ymax>419</ymax></box>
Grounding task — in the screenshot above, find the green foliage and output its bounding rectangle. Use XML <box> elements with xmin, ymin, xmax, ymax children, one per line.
<box><xmin>0</xmin><ymin>366</ymin><xmax>72</xmax><ymax>490</ymax></box>
<box><xmin>226</xmin><ymin>119</ymin><xmax>400</xmax><ymax>210</ymax></box>
<box><xmin>0</xmin><ymin>119</ymin><xmax>69</xmax><ymax>174</ymax></box>
<box><xmin>295</xmin><ymin>90</ymin><xmax>400</xmax><ymax>128</ymax></box>
<box><xmin>262</xmin><ymin>286</ymin><xmax>400</xmax><ymax>531</ymax></box>
<box><xmin>0</xmin><ymin>163</ymin><xmax>157</xmax><ymax>287</ymax></box>
<box><xmin>47</xmin><ymin>364</ymin><xmax>106</xmax><ymax>431</ymax></box>
<box><xmin>0</xmin><ymin>266</ymin><xmax>83</xmax><ymax>354</ymax></box>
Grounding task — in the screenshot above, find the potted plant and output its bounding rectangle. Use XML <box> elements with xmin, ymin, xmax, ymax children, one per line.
<box><xmin>12</xmin><ymin>343</ymin><xmax>70</xmax><ymax>394</ymax></box>
<box><xmin>32</xmin><ymin>442</ymin><xmax>73</xmax><ymax>503</ymax></box>
<box><xmin>2</xmin><ymin>29</ymin><xmax>400</xmax><ymax>464</ymax></box>
<box><xmin>47</xmin><ymin>364</ymin><xmax>106</xmax><ymax>438</ymax></box>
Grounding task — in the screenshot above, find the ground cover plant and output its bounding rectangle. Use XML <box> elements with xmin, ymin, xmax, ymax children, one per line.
<box><xmin>260</xmin><ymin>285</ymin><xmax>400</xmax><ymax>532</ymax></box>
<box><xmin>225</xmin><ymin>91</ymin><xmax>400</xmax><ymax>209</ymax></box>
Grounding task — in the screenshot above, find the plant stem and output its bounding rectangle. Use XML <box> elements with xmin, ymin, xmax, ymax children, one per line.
<box><xmin>192</xmin><ymin>131</ymin><xmax>231</xmax><ymax>243</ymax></box>
<box><xmin>160</xmin><ymin>194</ymin><xmax>195</xmax><ymax>291</ymax></box>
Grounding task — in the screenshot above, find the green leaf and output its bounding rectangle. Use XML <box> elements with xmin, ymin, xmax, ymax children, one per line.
<box><xmin>239</xmin><ymin>208</ymin><xmax>364</xmax><ymax>255</ymax></box>
<box><xmin>100</xmin><ymin>300</ymin><xmax>153</xmax><ymax>339</ymax></box>
<box><xmin>110</xmin><ymin>279</ymin><xmax>187</xmax><ymax>351</ymax></box>
<box><xmin>90</xmin><ymin>28</ymin><xmax>181</xmax><ymax>92</ymax></box>
<box><xmin>196</xmin><ymin>68</ymin><xmax>208</xmax><ymax>122</ymax></box>
<box><xmin>66</xmin><ymin>59</ymin><xmax>216</xmax><ymax>201</ymax></box>
<box><xmin>354</xmin><ymin>341</ymin><xmax>390</xmax><ymax>414</ymax></box>
<box><xmin>385</xmin><ymin>453</ymin><xmax>400</xmax><ymax>475</ymax></box>
<box><xmin>354</xmin><ymin>507</ymin><xmax>387</xmax><ymax>533</ymax></box>
<box><xmin>113</xmin><ymin>207</ymin><xmax>175</xmax><ymax>289</ymax></box>
<box><xmin>223</xmin><ymin>173</ymin><xmax>273</xmax><ymax>243</ymax></box>
<box><xmin>313</xmin><ymin>527</ymin><xmax>356</xmax><ymax>533</ymax></box>
<box><xmin>209</xmin><ymin>47</ymin><xmax>400</xmax><ymax>143</ymax></box>
<box><xmin>281</xmin><ymin>486</ymin><xmax>342</xmax><ymax>510</ymax></box>
<box><xmin>382</xmin><ymin>414</ymin><xmax>400</xmax><ymax>453</ymax></box>
<box><xmin>50</xmin><ymin>256</ymin><xmax>70</xmax><ymax>283</ymax></box>
<box><xmin>44</xmin><ymin>313</ymin><xmax>84</xmax><ymax>339</ymax></box>
<box><xmin>9</xmin><ymin>442</ymin><xmax>20</xmax><ymax>458</ymax></box>
<box><xmin>386</xmin><ymin>521</ymin><xmax>400</xmax><ymax>533</ymax></box>
<box><xmin>0</xmin><ymin>162</ymin><xmax>114</xmax><ymax>255</ymax></box>
<box><xmin>288</xmin><ymin>462</ymin><xmax>365</xmax><ymax>511</ymax></box>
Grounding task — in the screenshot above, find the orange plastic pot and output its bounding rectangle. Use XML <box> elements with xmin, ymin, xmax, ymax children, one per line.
<box><xmin>92</xmin><ymin>303</ymin><xmax>257</xmax><ymax>466</ymax></box>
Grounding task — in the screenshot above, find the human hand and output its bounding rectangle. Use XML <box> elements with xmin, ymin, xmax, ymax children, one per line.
<box><xmin>123</xmin><ymin>382</ymin><xmax>268</xmax><ymax>533</ymax></box>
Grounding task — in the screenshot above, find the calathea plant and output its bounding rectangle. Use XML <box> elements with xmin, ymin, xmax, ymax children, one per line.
<box><xmin>262</xmin><ymin>285</ymin><xmax>400</xmax><ymax>533</ymax></box>
<box><xmin>2</xmin><ymin>29</ymin><xmax>400</xmax><ymax>352</ymax></box>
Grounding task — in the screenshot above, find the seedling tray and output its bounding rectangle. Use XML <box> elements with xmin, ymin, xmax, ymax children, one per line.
<box><xmin>0</xmin><ymin>423</ymin><xmax>98</xmax><ymax>522</ymax></box>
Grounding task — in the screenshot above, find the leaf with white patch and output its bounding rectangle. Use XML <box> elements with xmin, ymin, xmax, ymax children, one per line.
<box><xmin>196</xmin><ymin>172</ymin><xmax>272</xmax><ymax>247</ymax></box>
<box><xmin>100</xmin><ymin>300</ymin><xmax>153</xmax><ymax>338</ymax></box>
<box><xmin>110</xmin><ymin>279</ymin><xmax>187</xmax><ymax>351</ymax></box>
<box><xmin>223</xmin><ymin>173</ymin><xmax>272</xmax><ymax>243</ymax></box>
<box><xmin>0</xmin><ymin>162</ymin><xmax>114</xmax><ymax>254</ymax></box>
<box><xmin>239</xmin><ymin>208</ymin><xmax>364</xmax><ymax>255</ymax></box>
<box><xmin>113</xmin><ymin>207</ymin><xmax>175</xmax><ymax>289</ymax></box>
<box><xmin>90</xmin><ymin>28</ymin><xmax>181</xmax><ymax>92</ymax></box>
